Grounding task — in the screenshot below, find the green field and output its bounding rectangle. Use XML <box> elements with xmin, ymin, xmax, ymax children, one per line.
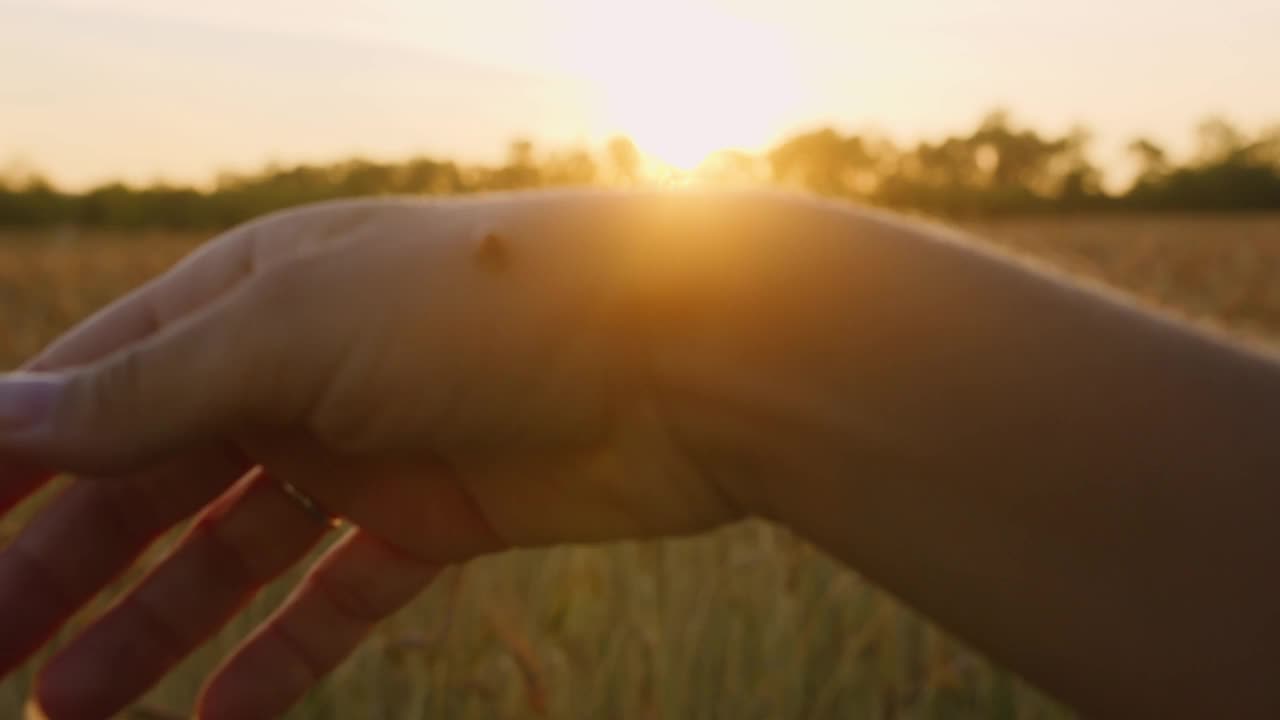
<box><xmin>3</xmin><ymin>214</ymin><xmax>1279</xmax><ymax>719</ymax></box>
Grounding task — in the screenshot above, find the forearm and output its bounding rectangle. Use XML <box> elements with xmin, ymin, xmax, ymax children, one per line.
<box><xmin>431</xmin><ymin>190</ymin><xmax>1280</xmax><ymax>715</ymax></box>
<box><xmin>615</xmin><ymin>192</ymin><xmax>1280</xmax><ymax>717</ymax></box>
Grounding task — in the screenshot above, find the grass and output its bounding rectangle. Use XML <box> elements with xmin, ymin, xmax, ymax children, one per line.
<box><xmin>4</xmin><ymin>213</ymin><xmax>1280</xmax><ymax>719</ymax></box>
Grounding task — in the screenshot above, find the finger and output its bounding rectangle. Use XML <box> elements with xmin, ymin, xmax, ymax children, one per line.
<box><xmin>195</xmin><ymin>451</ymin><xmax>504</xmax><ymax>720</ymax></box>
<box><xmin>0</xmin><ymin>459</ymin><xmax>50</xmax><ymax>516</ymax></box>
<box><xmin>0</xmin><ymin>446</ymin><xmax>247</xmax><ymax>679</ymax></box>
<box><xmin>23</xmin><ymin>199</ymin><xmax>371</xmax><ymax>376</ymax></box>
<box><xmin>0</xmin><ymin>272</ymin><xmax>312</xmax><ymax>474</ymax></box>
<box><xmin>197</xmin><ymin>528</ymin><xmax>442</xmax><ymax>720</ymax></box>
<box><xmin>33</xmin><ymin>468</ymin><xmax>330</xmax><ymax>720</ymax></box>
<box><xmin>251</xmin><ymin>444</ymin><xmax>507</xmax><ymax>565</ymax></box>
<box><xmin>1</xmin><ymin>231</ymin><xmax>256</xmax><ymax>524</ymax></box>
<box><xmin>23</xmin><ymin>225</ymin><xmax>258</xmax><ymax>374</ymax></box>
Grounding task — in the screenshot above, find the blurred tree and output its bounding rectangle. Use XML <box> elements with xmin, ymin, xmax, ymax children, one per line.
<box><xmin>1125</xmin><ymin>118</ymin><xmax>1280</xmax><ymax>211</ymax></box>
<box><xmin>3</xmin><ymin>110</ymin><xmax>1279</xmax><ymax>231</ymax></box>
<box><xmin>486</xmin><ymin>139</ymin><xmax>543</xmax><ymax>190</ymax></box>
<box><xmin>768</xmin><ymin>128</ymin><xmax>875</xmax><ymax>197</ymax></box>
<box><xmin>397</xmin><ymin>158</ymin><xmax>465</xmax><ymax>195</ymax></box>
<box><xmin>1242</xmin><ymin>125</ymin><xmax>1280</xmax><ymax>168</ymax></box>
<box><xmin>1129</xmin><ymin>138</ymin><xmax>1172</xmax><ymax>184</ymax></box>
<box><xmin>1194</xmin><ymin>117</ymin><xmax>1247</xmax><ymax>165</ymax></box>
<box><xmin>542</xmin><ymin>149</ymin><xmax>598</xmax><ymax>187</ymax></box>
<box><xmin>0</xmin><ymin>168</ymin><xmax>70</xmax><ymax>226</ymax></box>
<box><xmin>507</xmin><ymin>140</ymin><xmax>535</xmax><ymax>170</ymax></box>
<box><xmin>971</xmin><ymin>110</ymin><xmax>1070</xmax><ymax>197</ymax></box>
<box><xmin>607</xmin><ymin>136</ymin><xmax>641</xmax><ymax>186</ymax></box>
<box><xmin>696</xmin><ymin>150</ymin><xmax>769</xmax><ymax>186</ymax></box>
<box><xmin>1051</xmin><ymin>126</ymin><xmax>1105</xmax><ymax>208</ymax></box>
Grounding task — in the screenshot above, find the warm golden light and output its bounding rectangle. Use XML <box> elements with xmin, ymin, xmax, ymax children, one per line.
<box><xmin>564</xmin><ymin>3</ymin><xmax>803</xmax><ymax>172</ymax></box>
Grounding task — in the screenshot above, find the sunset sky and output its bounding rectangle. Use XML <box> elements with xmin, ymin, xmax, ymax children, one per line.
<box><xmin>3</xmin><ymin>0</ymin><xmax>1279</xmax><ymax>189</ymax></box>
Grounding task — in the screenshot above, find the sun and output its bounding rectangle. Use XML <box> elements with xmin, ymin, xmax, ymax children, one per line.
<box><xmin>562</xmin><ymin>3</ymin><xmax>803</xmax><ymax>171</ymax></box>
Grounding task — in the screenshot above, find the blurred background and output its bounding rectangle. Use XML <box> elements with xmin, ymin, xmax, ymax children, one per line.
<box><xmin>2</xmin><ymin>1</ymin><xmax>1279</xmax><ymax>718</ymax></box>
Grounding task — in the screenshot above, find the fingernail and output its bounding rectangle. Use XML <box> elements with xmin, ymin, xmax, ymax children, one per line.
<box><xmin>0</xmin><ymin>374</ymin><xmax>61</xmax><ymax>434</ymax></box>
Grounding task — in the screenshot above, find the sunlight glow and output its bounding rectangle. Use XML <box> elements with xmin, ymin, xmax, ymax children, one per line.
<box><xmin>13</xmin><ymin>0</ymin><xmax>1280</xmax><ymax>188</ymax></box>
<box><xmin>563</xmin><ymin>2</ymin><xmax>805</xmax><ymax>171</ymax></box>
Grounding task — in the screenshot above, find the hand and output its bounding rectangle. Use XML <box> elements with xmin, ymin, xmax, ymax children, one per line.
<box><xmin>0</xmin><ymin>195</ymin><xmax>744</xmax><ymax>719</ymax></box>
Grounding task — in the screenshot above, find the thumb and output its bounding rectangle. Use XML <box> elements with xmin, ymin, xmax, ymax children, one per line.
<box><xmin>0</xmin><ymin>288</ymin><xmax>304</xmax><ymax>473</ymax></box>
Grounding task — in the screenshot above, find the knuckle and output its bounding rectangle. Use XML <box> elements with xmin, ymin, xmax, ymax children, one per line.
<box><xmin>268</xmin><ymin>621</ymin><xmax>331</xmax><ymax>682</ymax></box>
<box><xmin>239</xmin><ymin>199</ymin><xmax>385</xmax><ymax>267</ymax></box>
<box><xmin>58</xmin><ymin>349</ymin><xmax>142</xmax><ymax>434</ymax></box>
<box><xmin>188</xmin><ymin>512</ymin><xmax>269</xmax><ymax>587</ymax></box>
<box><xmin>89</xmin><ymin>479</ymin><xmax>165</xmax><ymax>548</ymax></box>
<box><xmin>128</xmin><ymin>592</ymin><xmax>198</xmax><ymax>657</ymax></box>
<box><xmin>232</xmin><ymin>269</ymin><xmax>332</xmax><ymax>422</ymax></box>
<box><xmin>308</xmin><ymin>569</ymin><xmax>393</xmax><ymax>625</ymax></box>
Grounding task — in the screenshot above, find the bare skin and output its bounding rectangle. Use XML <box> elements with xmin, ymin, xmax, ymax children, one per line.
<box><xmin>1</xmin><ymin>190</ymin><xmax>1279</xmax><ymax>718</ymax></box>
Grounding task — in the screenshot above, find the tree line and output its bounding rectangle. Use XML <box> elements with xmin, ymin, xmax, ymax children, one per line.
<box><xmin>2</xmin><ymin>110</ymin><xmax>1278</xmax><ymax>230</ymax></box>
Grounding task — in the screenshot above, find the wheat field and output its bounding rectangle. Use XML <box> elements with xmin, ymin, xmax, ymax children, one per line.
<box><xmin>2</xmin><ymin>214</ymin><xmax>1278</xmax><ymax>719</ymax></box>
